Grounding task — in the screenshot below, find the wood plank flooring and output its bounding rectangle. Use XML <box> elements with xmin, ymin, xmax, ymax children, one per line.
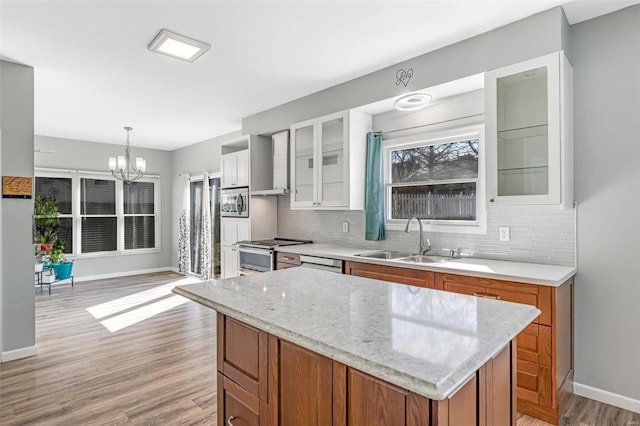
<box><xmin>0</xmin><ymin>272</ymin><xmax>638</xmax><ymax>425</ymax></box>
<box><xmin>1</xmin><ymin>272</ymin><xmax>217</xmax><ymax>425</ymax></box>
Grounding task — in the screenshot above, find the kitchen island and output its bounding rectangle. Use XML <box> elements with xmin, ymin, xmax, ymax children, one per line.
<box><xmin>174</xmin><ymin>267</ymin><xmax>539</xmax><ymax>425</ymax></box>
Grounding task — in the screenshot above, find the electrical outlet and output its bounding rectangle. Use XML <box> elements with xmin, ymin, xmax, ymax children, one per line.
<box><xmin>499</xmin><ymin>226</ymin><xmax>510</xmax><ymax>242</ymax></box>
<box><xmin>342</xmin><ymin>221</ymin><xmax>349</xmax><ymax>233</ymax></box>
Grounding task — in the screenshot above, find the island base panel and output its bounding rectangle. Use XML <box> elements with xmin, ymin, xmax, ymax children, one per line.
<box><xmin>217</xmin><ymin>314</ymin><xmax>518</xmax><ymax>426</ymax></box>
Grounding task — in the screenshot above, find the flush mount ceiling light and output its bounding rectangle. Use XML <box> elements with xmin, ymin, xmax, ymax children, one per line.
<box><xmin>394</xmin><ymin>92</ymin><xmax>433</xmax><ymax>111</ymax></box>
<box><xmin>147</xmin><ymin>29</ymin><xmax>210</xmax><ymax>62</ymax></box>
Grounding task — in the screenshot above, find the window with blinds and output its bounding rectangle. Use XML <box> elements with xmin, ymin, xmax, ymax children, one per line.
<box><xmin>35</xmin><ymin>177</ymin><xmax>73</xmax><ymax>253</ymax></box>
<box><xmin>81</xmin><ymin>178</ymin><xmax>117</xmax><ymax>253</ymax></box>
<box><xmin>124</xmin><ymin>182</ymin><xmax>155</xmax><ymax>249</ymax></box>
<box><xmin>35</xmin><ymin>171</ymin><xmax>159</xmax><ymax>255</ymax></box>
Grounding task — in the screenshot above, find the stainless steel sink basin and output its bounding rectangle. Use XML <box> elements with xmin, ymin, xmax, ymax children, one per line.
<box><xmin>397</xmin><ymin>255</ymin><xmax>447</xmax><ymax>264</ymax></box>
<box><xmin>354</xmin><ymin>250</ymin><xmax>409</xmax><ymax>260</ymax></box>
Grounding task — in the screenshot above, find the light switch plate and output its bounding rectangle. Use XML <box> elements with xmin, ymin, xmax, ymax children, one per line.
<box><xmin>499</xmin><ymin>226</ymin><xmax>510</xmax><ymax>242</ymax></box>
<box><xmin>342</xmin><ymin>221</ymin><xmax>349</xmax><ymax>233</ymax></box>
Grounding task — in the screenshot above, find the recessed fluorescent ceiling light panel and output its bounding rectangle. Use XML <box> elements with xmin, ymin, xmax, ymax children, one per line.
<box><xmin>147</xmin><ymin>29</ymin><xmax>210</xmax><ymax>62</ymax></box>
<box><xmin>394</xmin><ymin>92</ymin><xmax>432</xmax><ymax>111</ymax></box>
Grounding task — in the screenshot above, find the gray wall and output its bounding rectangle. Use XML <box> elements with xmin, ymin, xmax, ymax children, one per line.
<box><xmin>170</xmin><ymin>130</ymin><xmax>242</xmax><ymax>268</ymax></box>
<box><xmin>571</xmin><ymin>5</ymin><xmax>640</xmax><ymax>400</ymax></box>
<box><xmin>277</xmin><ymin>90</ymin><xmax>576</xmax><ymax>267</ymax></box>
<box><xmin>243</xmin><ymin>7</ymin><xmax>566</xmax><ymax>136</ymax></box>
<box><xmin>0</xmin><ymin>60</ymin><xmax>35</xmax><ymax>354</ymax></box>
<box><xmin>35</xmin><ymin>135</ymin><xmax>173</xmax><ymax>278</ymax></box>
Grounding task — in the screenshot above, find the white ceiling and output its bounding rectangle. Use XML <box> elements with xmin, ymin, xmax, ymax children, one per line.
<box><xmin>1</xmin><ymin>1</ymin><xmax>637</xmax><ymax>151</ymax></box>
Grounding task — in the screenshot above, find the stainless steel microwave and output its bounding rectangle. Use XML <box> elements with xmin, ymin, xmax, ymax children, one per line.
<box><xmin>221</xmin><ymin>187</ymin><xmax>249</xmax><ymax>217</ymax></box>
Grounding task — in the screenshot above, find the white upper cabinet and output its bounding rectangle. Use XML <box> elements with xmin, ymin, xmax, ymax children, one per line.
<box><xmin>290</xmin><ymin>110</ymin><xmax>371</xmax><ymax>210</ymax></box>
<box><xmin>221</xmin><ymin>150</ymin><xmax>249</xmax><ymax>188</ymax></box>
<box><xmin>485</xmin><ymin>51</ymin><xmax>573</xmax><ymax>208</ymax></box>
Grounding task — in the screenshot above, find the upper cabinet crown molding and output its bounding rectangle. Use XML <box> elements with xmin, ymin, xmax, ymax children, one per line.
<box><xmin>485</xmin><ymin>51</ymin><xmax>573</xmax><ymax>209</ymax></box>
<box><xmin>290</xmin><ymin>109</ymin><xmax>372</xmax><ymax>210</ymax></box>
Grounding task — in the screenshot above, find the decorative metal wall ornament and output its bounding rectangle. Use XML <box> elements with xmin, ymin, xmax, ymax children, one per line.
<box><xmin>395</xmin><ymin>68</ymin><xmax>414</xmax><ymax>87</ymax></box>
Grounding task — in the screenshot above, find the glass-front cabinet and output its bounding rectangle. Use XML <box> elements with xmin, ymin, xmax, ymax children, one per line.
<box><xmin>485</xmin><ymin>52</ymin><xmax>573</xmax><ymax>207</ymax></box>
<box><xmin>290</xmin><ymin>110</ymin><xmax>371</xmax><ymax>210</ymax></box>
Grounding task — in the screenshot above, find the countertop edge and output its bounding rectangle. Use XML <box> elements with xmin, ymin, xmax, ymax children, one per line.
<box><xmin>173</xmin><ymin>284</ymin><xmax>539</xmax><ymax>400</ymax></box>
<box><xmin>275</xmin><ymin>245</ymin><xmax>576</xmax><ymax>287</ymax></box>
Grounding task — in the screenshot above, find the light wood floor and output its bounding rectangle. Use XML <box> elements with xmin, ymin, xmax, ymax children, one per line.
<box><xmin>1</xmin><ymin>272</ymin><xmax>638</xmax><ymax>425</ymax></box>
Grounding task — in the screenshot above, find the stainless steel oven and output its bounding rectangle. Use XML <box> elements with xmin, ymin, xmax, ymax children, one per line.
<box><xmin>238</xmin><ymin>246</ymin><xmax>274</xmax><ymax>274</ymax></box>
<box><xmin>221</xmin><ymin>187</ymin><xmax>249</xmax><ymax>217</ymax></box>
<box><xmin>236</xmin><ymin>239</ymin><xmax>311</xmax><ymax>275</ymax></box>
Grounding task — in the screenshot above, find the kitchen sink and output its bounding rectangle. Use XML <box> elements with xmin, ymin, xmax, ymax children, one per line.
<box><xmin>354</xmin><ymin>250</ymin><xmax>409</xmax><ymax>260</ymax></box>
<box><xmin>397</xmin><ymin>255</ymin><xmax>447</xmax><ymax>264</ymax></box>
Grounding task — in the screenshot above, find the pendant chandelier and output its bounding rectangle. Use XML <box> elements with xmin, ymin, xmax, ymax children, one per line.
<box><xmin>108</xmin><ymin>126</ymin><xmax>146</xmax><ymax>184</ymax></box>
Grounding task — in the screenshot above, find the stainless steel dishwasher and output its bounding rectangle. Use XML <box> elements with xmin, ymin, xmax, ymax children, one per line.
<box><xmin>299</xmin><ymin>255</ymin><xmax>343</xmax><ymax>273</ymax></box>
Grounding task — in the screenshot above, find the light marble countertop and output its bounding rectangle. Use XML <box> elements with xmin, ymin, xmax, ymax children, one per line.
<box><xmin>174</xmin><ymin>267</ymin><xmax>539</xmax><ymax>400</ymax></box>
<box><xmin>275</xmin><ymin>243</ymin><xmax>576</xmax><ymax>287</ymax></box>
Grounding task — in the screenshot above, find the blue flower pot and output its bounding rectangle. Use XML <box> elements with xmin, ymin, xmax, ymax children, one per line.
<box><xmin>53</xmin><ymin>262</ymin><xmax>73</xmax><ymax>280</ymax></box>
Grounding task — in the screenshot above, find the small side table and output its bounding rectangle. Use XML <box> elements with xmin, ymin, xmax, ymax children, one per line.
<box><xmin>35</xmin><ymin>264</ymin><xmax>74</xmax><ymax>295</ymax></box>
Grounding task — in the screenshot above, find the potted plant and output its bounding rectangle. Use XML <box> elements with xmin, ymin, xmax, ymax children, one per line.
<box><xmin>34</xmin><ymin>196</ymin><xmax>60</xmax><ymax>255</ymax></box>
<box><xmin>49</xmin><ymin>239</ymin><xmax>73</xmax><ymax>280</ymax></box>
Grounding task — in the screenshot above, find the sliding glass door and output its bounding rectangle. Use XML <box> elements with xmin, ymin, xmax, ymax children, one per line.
<box><xmin>189</xmin><ymin>176</ymin><xmax>221</xmax><ymax>277</ymax></box>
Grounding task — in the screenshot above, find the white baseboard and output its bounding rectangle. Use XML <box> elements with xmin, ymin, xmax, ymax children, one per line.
<box><xmin>74</xmin><ymin>267</ymin><xmax>180</xmax><ymax>283</ymax></box>
<box><xmin>2</xmin><ymin>345</ymin><xmax>38</xmax><ymax>362</ymax></box>
<box><xmin>574</xmin><ymin>382</ymin><xmax>640</xmax><ymax>414</ymax></box>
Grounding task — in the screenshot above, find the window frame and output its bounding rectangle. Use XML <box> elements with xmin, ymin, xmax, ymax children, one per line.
<box><xmin>33</xmin><ymin>170</ymin><xmax>75</xmax><ymax>253</ymax></box>
<box><xmin>383</xmin><ymin>124</ymin><xmax>487</xmax><ymax>234</ymax></box>
<box><xmin>35</xmin><ymin>168</ymin><xmax>161</xmax><ymax>258</ymax></box>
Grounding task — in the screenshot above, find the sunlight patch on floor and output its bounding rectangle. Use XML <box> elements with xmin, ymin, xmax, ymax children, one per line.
<box><xmin>86</xmin><ymin>277</ymin><xmax>201</xmax><ymax>319</ymax></box>
<box><xmin>100</xmin><ymin>295</ymin><xmax>190</xmax><ymax>332</ymax></box>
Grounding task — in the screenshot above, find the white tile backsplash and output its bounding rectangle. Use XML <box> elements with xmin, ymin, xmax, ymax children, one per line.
<box><xmin>277</xmin><ymin>195</ymin><xmax>576</xmax><ymax>266</ymax></box>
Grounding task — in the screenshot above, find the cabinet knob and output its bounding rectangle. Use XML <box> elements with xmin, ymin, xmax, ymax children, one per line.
<box><xmin>227</xmin><ymin>416</ymin><xmax>235</xmax><ymax>426</ymax></box>
<box><xmin>489</xmin><ymin>198</ymin><xmax>494</xmax><ymax>203</ymax></box>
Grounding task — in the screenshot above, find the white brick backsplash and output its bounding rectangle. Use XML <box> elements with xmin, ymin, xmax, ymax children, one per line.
<box><xmin>277</xmin><ymin>196</ymin><xmax>576</xmax><ymax>267</ymax></box>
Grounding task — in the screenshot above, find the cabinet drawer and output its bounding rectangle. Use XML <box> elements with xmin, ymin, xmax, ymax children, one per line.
<box><xmin>345</xmin><ymin>261</ymin><xmax>435</xmax><ymax>289</ymax></box>
<box><xmin>217</xmin><ymin>314</ymin><xmax>268</xmax><ymax>400</ymax></box>
<box><xmin>517</xmin><ymin>324</ymin><xmax>552</xmax><ymax>367</ymax></box>
<box><xmin>517</xmin><ymin>360</ymin><xmax>552</xmax><ymax>406</ymax></box>
<box><xmin>434</xmin><ymin>273</ymin><xmax>551</xmax><ymax>325</ymax></box>
<box><xmin>218</xmin><ymin>373</ymin><xmax>262</xmax><ymax>426</ymax></box>
<box><xmin>275</xmin><ymin>252</ymin><xmax>301</xmax><ymax>266</ymax></box>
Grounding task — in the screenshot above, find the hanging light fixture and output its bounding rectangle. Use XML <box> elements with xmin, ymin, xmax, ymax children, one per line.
<box><xmin>108</xmin><ymin>126</ymin><xmax>146</xmax><ymax>184</ymax></box>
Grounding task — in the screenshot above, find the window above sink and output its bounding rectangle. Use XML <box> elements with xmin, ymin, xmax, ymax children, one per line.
<box><xmin>384</xmin><ymin>124</ymin><xmax>487</xmax><ymax>234</ymax></box>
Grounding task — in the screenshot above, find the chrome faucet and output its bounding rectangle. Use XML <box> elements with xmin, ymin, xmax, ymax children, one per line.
<box><xmin>404</xmin><ymin>216</ymin><xmax>431</xmax><ymax>255</ymax></box>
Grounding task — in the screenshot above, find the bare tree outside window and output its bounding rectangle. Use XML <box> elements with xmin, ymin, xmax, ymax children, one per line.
<box><xmin>389</xmin><ymin>139</ymin><xmax>479</xmax><ymax>221</ymax></box>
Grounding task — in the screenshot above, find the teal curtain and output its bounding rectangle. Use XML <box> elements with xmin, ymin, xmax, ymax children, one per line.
<box><xmin>365</xmin><ymin>132</ymin><xmax>385</xmax><ymax>241</ymax></box>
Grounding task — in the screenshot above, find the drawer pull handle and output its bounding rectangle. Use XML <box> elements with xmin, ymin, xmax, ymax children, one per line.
<box><xmin>282</xmin><ymin>256</ymin><xmax>294</xmax><ymax>260</ymax></box>
<box><xmin>473</xmin><ymin>292</ymin><xmax>501</xmax><ymax>300</ymax></box>
<box><xmin>227</xmin><ymin>416</ymin><xmax>235</xmax><ymax>426</ymax></box>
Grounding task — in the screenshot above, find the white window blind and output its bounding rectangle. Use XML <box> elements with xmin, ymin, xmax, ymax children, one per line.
<box><xmin>81</xmin><ymin>178</ymin><xmax>117</xmax><ymax>253</ymax></box>
<box><xmin>124</xmin><ymin>182</ymin><xmax>155</xmax><ymax>250</ymax></box>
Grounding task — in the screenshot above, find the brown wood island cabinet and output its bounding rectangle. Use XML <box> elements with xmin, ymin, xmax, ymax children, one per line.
<box><xmin>344</xmin><ymin>261</ymin><xmax>574</xmax><ymax>425</ymax></box>
<box><xmin>217</xmin><ymin>312</ymin><xmax>517</xmax><ymax>426</ymax></box>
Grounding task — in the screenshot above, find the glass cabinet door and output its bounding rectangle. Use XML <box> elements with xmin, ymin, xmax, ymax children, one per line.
<box><xmin>486</xmin><ymin>52</ymin><xmax>562</xmax><ymax>205</ymax></box>
<box><xmin>318</xmin><ymin>114</ymin><xmax>346</xmax><ymax>206</ymax></box>
<box><xmin>292</xmin><ymin>123</ymin><xmax>315</xmax><ymax>206</ymax></box>
<box><xmin>497</xmin><ymin>66</ymin><xmax>549</xmax><ymax>197</ymax></box>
